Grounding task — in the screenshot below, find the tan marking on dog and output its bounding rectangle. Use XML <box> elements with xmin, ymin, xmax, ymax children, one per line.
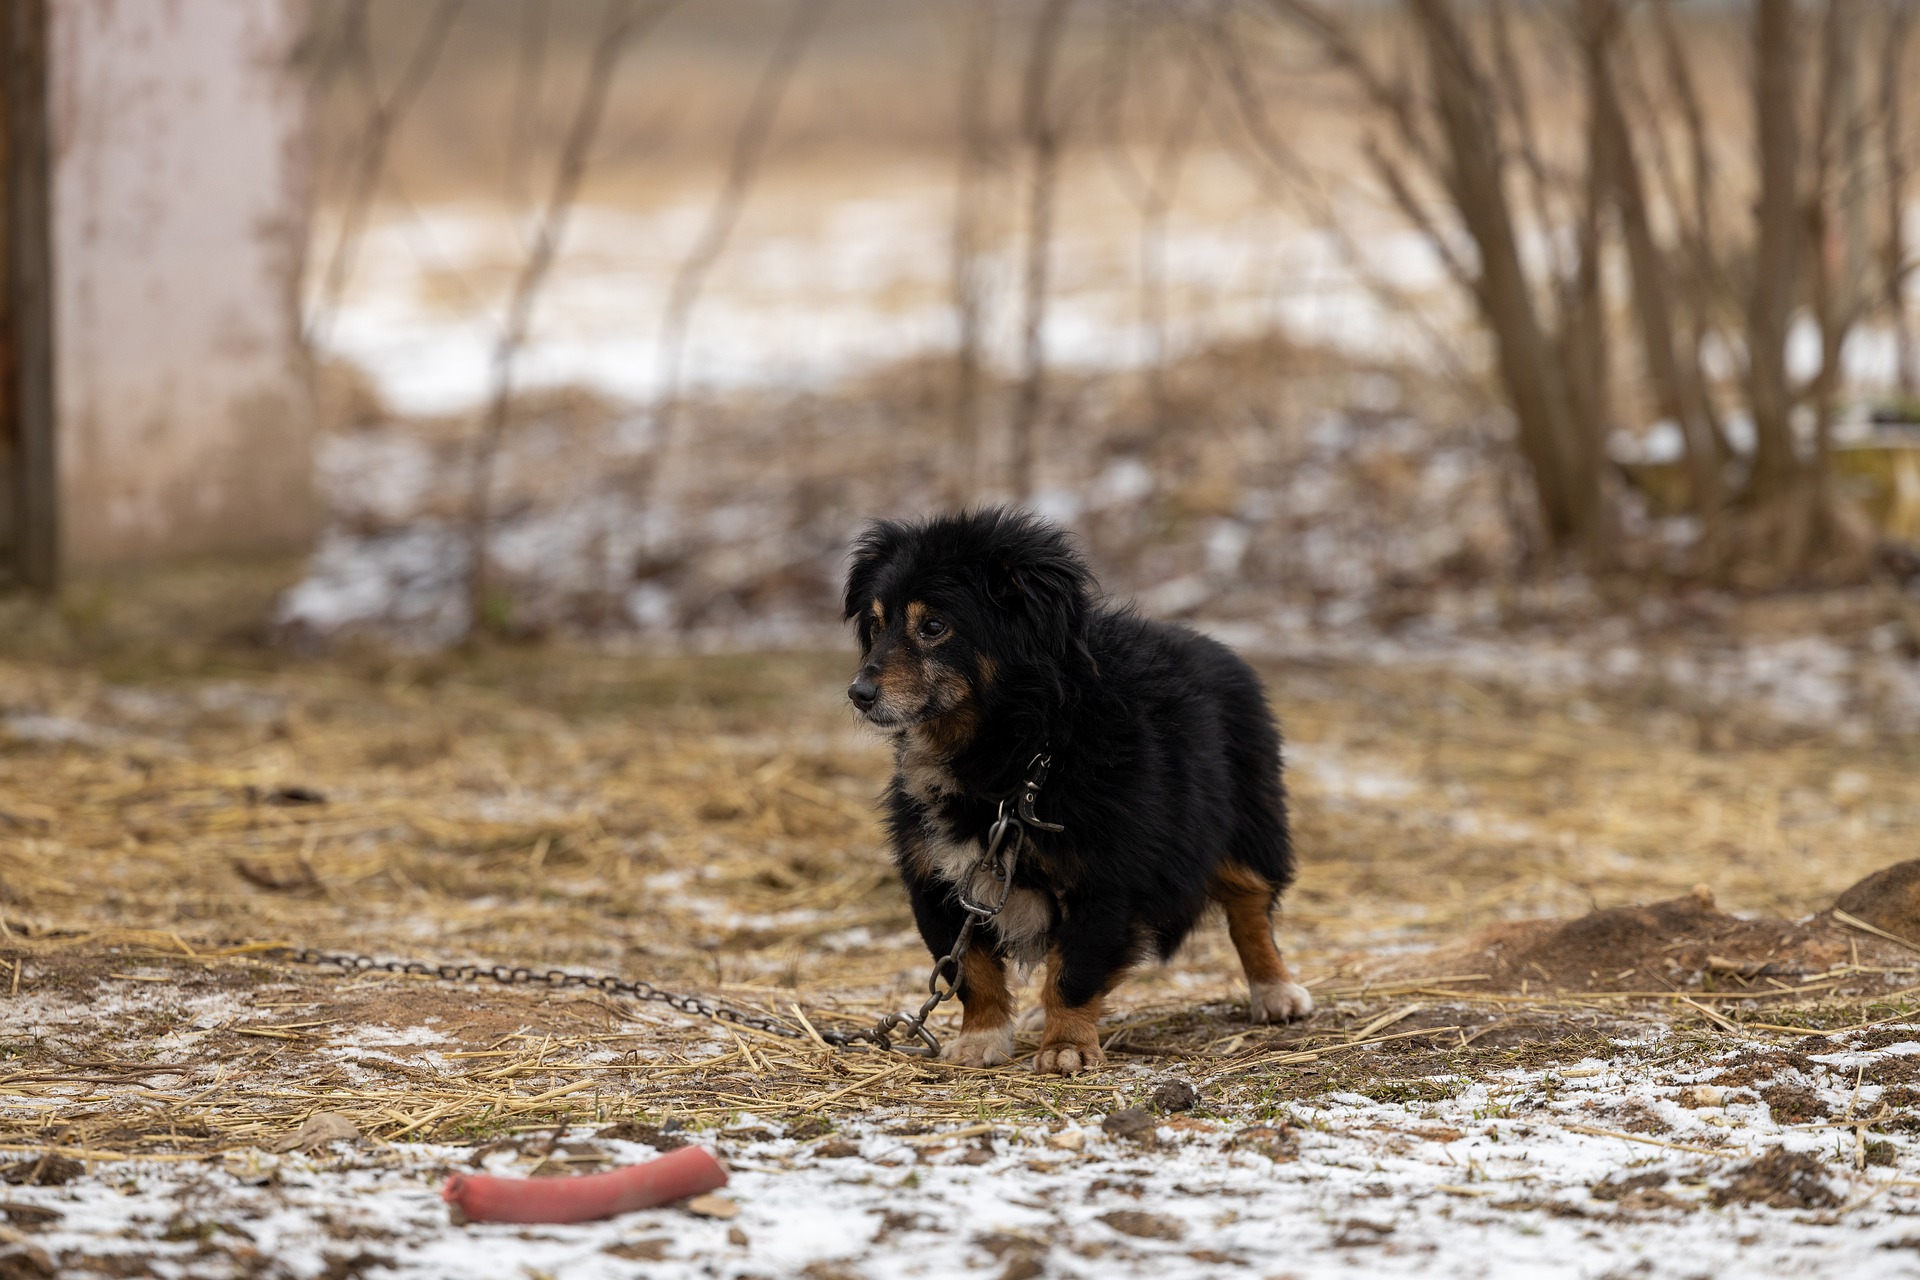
<box><xmin>941</xmin><ymin>931</ymin><xmax>1015</xmax><ymax>1068</ymax></box>
<box><xmin>959</xmin><ymin>946</ymin><xmax>1012</xmax><ymax>1026</ymax></box>
<box><xmin>904</xmin><ymin>599</ymin><xmax>953</xmax><ymax>648</ymax></box>
<box><xmin>872</xmin><ymin>640</ymin><xmax>931</xmax><ymax>715</ymax></box>
<box><xmin>976</xmin><ymin>653</ymin><xmax>997</xmax><ymax>687</ymax></box>
<box><xmin>914</xmin><ymin>670</ymin><xmax>979</xmax><ymax>758</ymax></box>
<box><xmin>1032</xmin><ymin>947</ymin><xmax>1124</xmax><ymax>1075</ymax></box>
<box><xmin>1209</xmin><ymin>862</ymin><xmax>1312</xmax><ymax>1023</ymax></box>
<box><xmin>870</xmin><ymin>598</ymin><xmax>885</xmax><ymax>624</ymax></box>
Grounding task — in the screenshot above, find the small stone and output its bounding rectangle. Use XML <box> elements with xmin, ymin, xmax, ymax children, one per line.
<box><xmin>1233</xmin><ymin>1125</ymin><xmax>1298</xmax><ymax>1160</ymax></box>
<box><xmin>269</xmin><ymin>1112</ymin><xmax>361</xmax><ymax>1153</ymax></box>
<box><xmin>685</xmin><ymin>1194</ymin><xmax>740</xmax><ymax>1220</ymax></box>
<box><xmin>1098</xmin><ymin>1209</ymin><xmax>1185</xmax><ymax>1241</ymax></box>
<box><xmin>0</xmin><ymin>1244</ymin><xmax>55</xmax><ymax>1277</ymax></box>
<box><xmin>999</xmin><ymin>1255</ymin><xmax>1044</xmax><ymax>1280</ymax></box>
<box><xmin>1101</xmin><ymin>1108</ymin><xmax>1157</xmax><ymax>1142</ymax></box>
<box><xmin>0</xmin><ymin>1158</ymin><xmax>81</xmax><ymax>1188</ymax></box>
<box><xmin>597</xmin><ymin>1121</ymin><xmax>687</xmax><ymax>1152</ymax></box>
<box><xmin>1679</xmin><ymin>1085</ymin><xmax>1725</xmax><ymax>1108</ymax></box>
<box><xmin>727</xmin><ymin>1227</ymin><xmax>750</xmax><ymax>1246</ymax></box>
<box><xmin>1044</xmin><ymin>1128</ymin><xmax>1085</xmax><ymax>1152</ymax></box>
<box><xmin>1151</xmin><ymin>1079</ymin><xmax>1199</xmax><ymax>1113</ymax></box>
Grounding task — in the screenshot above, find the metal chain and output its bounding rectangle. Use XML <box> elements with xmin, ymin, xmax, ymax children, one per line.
<box><xmin>263</xmin><ymin>946</ymin><xmax>876</xmax><ymax>1047</ymax></box>
<box><xmin>855</xmin><ymin>751</ymin><xmax>1056</xmax><ymax>1056</ymax></box>
<box><xmin>264</xmin><ymin>753</ymin><xmax>1061</xmax><ymax>1060</ymax></box>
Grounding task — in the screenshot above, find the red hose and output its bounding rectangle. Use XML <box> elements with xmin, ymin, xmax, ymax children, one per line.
<box><xmin>442</xmin><ymin>1145</ymin><xmax>728</xmax><ymax>1224</ymax></box>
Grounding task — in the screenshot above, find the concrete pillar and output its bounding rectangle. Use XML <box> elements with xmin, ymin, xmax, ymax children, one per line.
<box><xmin>49</xmin><ymin>0</ymin><xmax>313</xmax><ymax>573</ymax></box>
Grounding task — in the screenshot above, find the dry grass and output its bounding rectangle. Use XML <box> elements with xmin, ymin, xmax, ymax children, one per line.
<box><xmin>3</xmin><ymin>572</ymin><xmax>1920</xmax><ymax>1163</ymax></box>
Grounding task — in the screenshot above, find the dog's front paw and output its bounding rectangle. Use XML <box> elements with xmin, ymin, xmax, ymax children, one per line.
<box><xmin>941</xmin><ymin>1026</ymin><xmax>1015</xmax><ymax>1068</ymax></box>
<box><xmin>1249</xmin><ymin>979</ymin><xmax>1313</xmax><ymax>1024</ymax></box>
<box><xmin>1032</xmin><ymin>1041</ymin><xmax>1106</xmax><ymax>1075</ymax></box>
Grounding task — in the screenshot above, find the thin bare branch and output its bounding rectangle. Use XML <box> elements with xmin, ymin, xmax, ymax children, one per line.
<box><xmin>1007</xmin><ymin>0</ymin><xmax>1076</xmax><ymax>502</ymax></box>
<box><xmin>1099</xmin><ymin>3</ymin><xmax>1206</xmax><ymax>414</ymax></box>
<box><xmin>951</xmin><ymin>0</ymin><xmax>1000</xmax><ymax>505</ymax></box>
<box><xmin>1198</xmin><ymin>18</ymin><xmax>1475</xmax><ymax>386</ymax></box>
<box><xmin>1487</xmin><ymin>0</ymin><xmax>1569</xmax><ymax>287</ymax></box>
<box><xmin>1650</xmin><ymin>0</ymin><xmax>1715</xmax><ymax>263</ymax></box>
<box><xmin>1882</xmin><ymin>0</ymin><xmax>1917</xmax><ymax>396</ymax></box>
<box><xmin>465</xmin><ymin>0</ymin><xmax>676</xmax><ymax>631</ymax></box>
<box><xmin>307</xmin><ymin>0</ymin><xmax>465</xmax><ymax>347</ymax></box>
<box><xmin>506</xmin><ymin>0</ymin><xmax>552</xmax><ymax>224</ymax></box>
<box><xmin>644</xmin><ymin>0</ymin><xmax>833</xmax><ymax>510</ymax></box>
<box><xmin>1259</xmin><ymin>0</ymin><xmax>1439</xmax><ymax>179</ymax></box>
<box><xmin>1747</xmin><ymin>0</ymin><xmax>1804</xmax><ymax>498</ymax></box>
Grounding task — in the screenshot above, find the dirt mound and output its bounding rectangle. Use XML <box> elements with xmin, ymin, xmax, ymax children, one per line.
<box><xmin>1396</xmin><ymin>871</ymin><xmax>1918</xmax><ymax>995</ymax></box>
<box><xmin>1708</xmin><ymin>1149</ymin><xmax>1840</xmax><ymax>1210</ymax></box>
<box><xmin>1834</xmin><ymin>859</ymin><xmax>1920</xmax><ymax>941</ymax></box>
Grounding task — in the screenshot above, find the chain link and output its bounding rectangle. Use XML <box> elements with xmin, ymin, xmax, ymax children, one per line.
<box><xmin>264</xmin><ymin>753</ymin><xmax>1060</xmax><ymax>1060</ymax></box>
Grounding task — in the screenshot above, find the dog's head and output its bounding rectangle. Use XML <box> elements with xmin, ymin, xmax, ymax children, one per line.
<box><xmin>841</xmin><ymin>508</ymin><xmax>1092</xmax><ymax>746</ymax></box>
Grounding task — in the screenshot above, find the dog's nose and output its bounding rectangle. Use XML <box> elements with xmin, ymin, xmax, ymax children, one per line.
<box><xmin>848</xmin><ymin>675</ymin><xmax>880</xmax><ymax>711</ymax></box>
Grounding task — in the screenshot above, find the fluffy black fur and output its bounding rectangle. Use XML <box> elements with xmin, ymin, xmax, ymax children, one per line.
<box><xmin>842</xmin><ymin>508</ymin><xmax>1298</xmax><ymax>1043</ymax></box>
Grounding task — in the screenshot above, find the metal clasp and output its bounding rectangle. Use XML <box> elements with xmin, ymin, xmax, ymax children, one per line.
<box><xmin>957</xmin><ymin>801</ymin><xmax>1022</xmax><ymax>919</ymax></box>
<box><xmin>1016</xmin><ymin>753</ymin><xmax>1063</xmax><ymax>832</ymax></box>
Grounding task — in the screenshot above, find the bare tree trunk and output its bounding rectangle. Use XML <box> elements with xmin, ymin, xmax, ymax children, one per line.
<box><xmin>466</xmin><ymin>0</ymin><xmax>667</xmax><ymax>634</ymax></box>
<box><xmin>1007</xmin><ymin>0</ymin><xmax>1074</xmax><ymax>504</ymax></box>
<box><xmin>1560</xmin><ymin>6</ymin><xmax>1612</xmax><ymax>498</ymax></box>
<box><xmin>1883</xmin><ymin>0</ymin><xmax>1917</xmax><ymax>400</ymax></box>
<box><xmin>950</xmin><ymin>0</ymin><xmax>998</xmax><ymax>506</ymax></box>
<box><xmin>1408</xmin><ymin>0</ymin><xmax>1612</xmax><ymax>563</ymax></box>
<box><xmin>1584</xmin><ymin>0</ymin><xmax>1724</xmax><ymax>535</ymax></box>
<box><xmin>1809</xmin><ymin>0</ymin><xmax>1857</xmax><ymax>466</ymax></box>
<box><xmin>1747</xmin><ymin>0</ymin><xmax>1804</xmax><ymax>502</ymax></box>
<box><xmin>1647</xmin><ymin>0</ymin><xmax>1736</xmax><ymax>466</ymax></box>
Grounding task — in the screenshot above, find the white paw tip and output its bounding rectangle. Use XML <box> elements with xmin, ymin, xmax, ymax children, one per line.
<box><xmin>1250</xmin><ymin>980</ymin><xmax>1313</xmax><ymax>1023</ymax></box>
<box><xmin>940</xmin><ymin>1027</ymin><xmax>1014</xmax><ymax>1068</ymax></box>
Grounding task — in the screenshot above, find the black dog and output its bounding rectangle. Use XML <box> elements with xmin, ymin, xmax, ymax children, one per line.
<box><xmin>843</xmin><ymin>508</ymin><xmax>1310</xmax><ymax>1073</ymax></box>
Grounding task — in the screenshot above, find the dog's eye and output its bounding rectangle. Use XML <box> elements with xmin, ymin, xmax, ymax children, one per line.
<box><xmin>918</xmin><ymin>617</ymin><xmax>947</xmax><ymax>640</ymax></box>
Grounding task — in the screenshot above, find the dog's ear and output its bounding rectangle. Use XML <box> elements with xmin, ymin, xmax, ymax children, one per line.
<box><xmin>985</xmin><ymin>518</ymin><xmax>1092</xmax><ymax>668</ymax></box>
<box><xmin>844</xmin><ymin>519</ymin><xmax>905</xmax><ymax>626</ymax></box>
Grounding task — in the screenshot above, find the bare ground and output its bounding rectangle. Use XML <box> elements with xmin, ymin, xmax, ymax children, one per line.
<box><xmin>4</xmin><ymin>584</ymin><xmax>1920</xmax><ymax>1276</ymax></box>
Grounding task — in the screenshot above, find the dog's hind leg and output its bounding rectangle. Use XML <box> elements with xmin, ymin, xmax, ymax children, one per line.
<box><xmin>942</xmin><ymin>946</ymin><xmax>1016</xmax><ymax>1067</ymax></box>
<box><xmin>1210</xmin><ymin>863</ymin><xmax>1312</xmax><ymax>1023</ymax></box>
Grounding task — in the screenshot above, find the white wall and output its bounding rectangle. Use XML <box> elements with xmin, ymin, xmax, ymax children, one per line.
<box><xmin>50</xmin><ymin>0</ymin><xmax>311</xmax><ymax>570</ymax></box>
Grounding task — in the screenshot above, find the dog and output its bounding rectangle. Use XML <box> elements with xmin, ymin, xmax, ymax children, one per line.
<box><xmin>842</xmin><ymin>508</ymin><xmax>1311</xmax><ymax>1074</ymax></box>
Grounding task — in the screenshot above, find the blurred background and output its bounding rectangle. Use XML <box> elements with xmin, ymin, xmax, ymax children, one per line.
<box><xmin>6</xmin><ymin>0</ymin><xmax>1920</xmax><ymax>717</ymax></box>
